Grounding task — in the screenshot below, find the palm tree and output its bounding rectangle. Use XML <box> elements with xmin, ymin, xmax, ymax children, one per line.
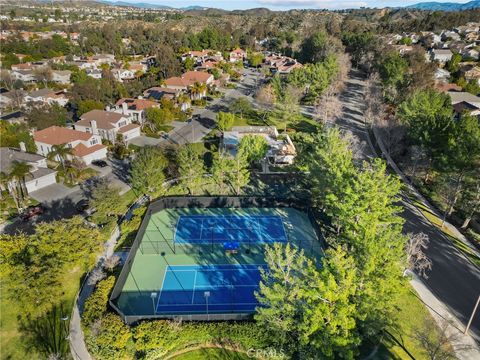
<box><xmin>47</xmin><ymin>144</ymin><xmax>74</xmax><ymax>169</ymax></box>
<box><xmin>9</xmin><ymin>161</ymin><xmax>33</xmax><ymax>206</ymax></box>
<box><xmin>190</xmin><ymin>82</ymin><xmax>207</xmax><ymax>101</ymax></box>
<box><xmin>177</xmin><ymin>94</ymin><xmax>191</xmax><ymax>111</ymax></box>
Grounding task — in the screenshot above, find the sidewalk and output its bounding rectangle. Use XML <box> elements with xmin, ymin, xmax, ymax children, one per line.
<box><xmin>69</xmin><ymin>225</ymin><xmax>121</xmax><ymax>359</ymax></box>
<box><xmin>371</xmin><ymin>126</ymin><xmax>480</xmax><ymax>261</ymax></box>
<box><xmin>409</xmin><ymin>272</ymin><xmax>480</xmax><ymax>359</ymax></box>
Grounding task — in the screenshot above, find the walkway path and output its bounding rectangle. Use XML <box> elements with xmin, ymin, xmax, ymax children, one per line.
<box><xmin>337</xmin><ymin>69</ymin><xmax>480</xmax><ymax>355</ymax></box>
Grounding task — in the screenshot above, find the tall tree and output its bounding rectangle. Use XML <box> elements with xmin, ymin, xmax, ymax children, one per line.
<box><xmin>238</xmin><ymin>135</ymin><xmax>268</xmax><ymax>164</ymax></box>
<box><xmin>130</xmin><ymin>146</ymin><xmax>168</xmax><ymax>198</ymax></box>
<box><xmin>89</xmin><ymin>179</ymin><xmax>121</xmax><ymax>225</ymax></box>
<box><xmin>211</xmin><ymin>152</ymin><xmax>234</xmax><ymax>195</ymax></box>
<box><xmin>155</xmin><ymin>44</ymin><xmax>181</xmax><ymax>79</ymax></box>
<box><xmin>177</xmin><ymin>144</ymin><xmax>205</xmax><ymax>195</ymax></box>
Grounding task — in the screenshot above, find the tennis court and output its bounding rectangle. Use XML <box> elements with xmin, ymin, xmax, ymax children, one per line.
<box><xmin>174</xmin><ymin>215</ymin><xmax>287</xmax><ymax>244</ymax></box>
<box><xmin>156</xmin><ymin>264</ymin><xmax>266</xmax><ymax>314</ymax></box>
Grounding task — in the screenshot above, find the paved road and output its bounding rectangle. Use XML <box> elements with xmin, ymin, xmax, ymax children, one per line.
<box><xmin>337</xmin><ymin>69</ymin><xmax>480</xmax><ymax>341</ymax></box>
<box><xmin>163</xmin><ymin>69</ymin><xmax>262</xmax><ymax>145</ymax></box>
<box><xmin>3</xmin><ymin>159</ymin><xmax>130</xmax><ymax>235</ymax></box>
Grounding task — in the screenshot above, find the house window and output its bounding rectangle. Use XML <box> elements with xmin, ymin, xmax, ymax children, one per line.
<box><xmin>118</xmin><ymin>121</ymin><xmax>126</xmax><ymax>127</ymax></box>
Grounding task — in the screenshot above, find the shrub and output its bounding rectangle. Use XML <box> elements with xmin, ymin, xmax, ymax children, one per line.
<box><xmin>82</xmin><ymin>276</ymin><xmax>116</xmax><ymax>326</ymax></box>
<box><xmin>86</xmin><ymin>313</ymin><xmax>132</xmax><ymax>360</ymax></box>
<box><xmin>133</xmin><ymin>320</ymin><xmax>271</xmax><ymax>355</ymax></box>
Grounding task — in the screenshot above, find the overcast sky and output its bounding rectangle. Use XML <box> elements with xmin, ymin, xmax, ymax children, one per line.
<box><xmin>109</xmin><ymin>0</ymin><xmax>471</xmax><ymax>10</ymax></box>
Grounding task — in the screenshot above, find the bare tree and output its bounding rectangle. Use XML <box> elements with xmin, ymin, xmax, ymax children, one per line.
<box><xmin>405</xmin><ymin>232</ymin><xmax>432</xmax><ymax>278</ymax></box>
<box><xmin>414</xmin><ymin>318</ymin><xmax>464</xmax><ymax>360</ymax></box>
<box><xmin>315</xmin><ymin>85</ymin><xmax>343</xmax><ymax>125</ymax></box>
<box><xmin>103</xmin><ymin>255</ymin><xmax>120</xmax><ymax>271</ymax></box>
<box><xmin>33</xmin><ymin>66</ymin><xmax>53</xmax><ymax>87</ymax></box>
<box><xmin>438</xmin><ymin>173</ymin><xmax>466</xmax><ymax>228</ymax></box>
<box><xmin>0</xmin><ymin>70</ymin><xmax>15</xmax><ymax>90</ymax></box>
<box><xmin>87</xmin><ymin>267</ymin><xmax>106</xmax><ymax>286</ymax></box>
<box><xmin>460</xmin><ymin>181</ymin><xmax>480</xmax><ymax>230</ymax></box>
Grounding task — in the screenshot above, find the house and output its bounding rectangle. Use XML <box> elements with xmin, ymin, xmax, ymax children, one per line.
<box><xmin>10</xmin><ymin>69</ymin><xmax>36</xmax><ymax>82</ymax></box>
<box><xmin>431</xmin><ymin>49</ymin><xmax>453</xmax><ymax>64</ymax></box>
<box><xmin>435</xmin><ymin>68</ymin><xmax>451</xmax><ymax>83</ymax></box>
<box><xmin>127</xmin><ymin>62</ymin><xmax>147</xmax><ymax>73</ymax></box>
<box><xmin>24</xmin><ymin>88</ymin><xmax>69</xmax><ymax>107</ymax></box>
<box><xmin>0</xmin><ymin>146</ymin><xmax>57</xmax><ymax>194</ymax></box>
<box><xmin>229</xmin><ymin>48</ymin><xmax>247</xmax><ymax>63</ymax></box>
<box><xmin>112</xmin><ymin>98</ymin><xmax>159</xmax><ymax>125</ymax></box>
<box><xmin>86</xmin><ymin>69</ymin><xmax>102</xmax><ymax>79</ymax></box>
<box><xmin>34</xmin><ymin>126</ymin><xmax>107</xmax><ymax>165</ymax></box>
<box><xmin>453</xmin><ymin>101</ymin><xmax>480</xmax><ymax>117</ymax></box>
<box><xmin>164</xmin><ymin>71</ymin><xmax>214</xmax><ymax>98</ymax></box>
<box><xmin>441</xmin><ymin>30</ymin><xmax>461</xmax><ymax>42</ymax></box>
<box><xmin>143</xmin><ymin>87</ymin><xmax>191</xmax><ymax>111</ymax></box>
<box><xmin>11</xmin><ymin>63</ymin><xmax>34</xmax><ymax>71</ymax></box>
<box><xmin>462</xmin><ymin>65</ymin><xmax>480</xmax><ymax>85</ymax></box>
<box><xmin>222</xmin><ymin>126</ymin><xmax>297</xmax><ymax>166</ymax></box>
<box><xmin>448</xmin><ymin>91</ymin><xmax>480</xmax><ymax>107</ymax></box>
<box><xmin>265</xmin><ymin>54</ymin><xmax>303</xmax><ymax>74</ymax></box>
<box><xmin>73</xmin><ymin>60</ymin><xmax>97</xmax><ymax>70</ymax></box>
<box><xmin>182</xmin><ymin>50</ymin><xmax>223</xmax><ymax>63</ymax></box>
<box><xmin>91</xmin><ymin>54</ymin><xmax>115</xmax><ymax>66</ymax></box>
<box><xmin>463</xmin><ymin>48</ymin><xmax>480</xmax><ymax>60</ymax></box>
<box><xmin>111</xmin><ymin>68</ymin><xmax>135</xmax><ymax>82</ymax></box>
<box><xmin>75</xmin><ymin>110</ymin><xmax>141</xmax><ymax>143</ymax></box>
<box><xmin>51</xmin><ymin>70</ymin><xmax>71</xmax><ymax>84</ymax></box>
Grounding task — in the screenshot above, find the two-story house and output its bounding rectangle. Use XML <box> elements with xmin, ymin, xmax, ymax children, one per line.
<box><xmin>112</xmin><ymin>98</ymin><xmax>159</xmax><ymax>125</ymax></box>
<box><xmin>34</xmin><ymin>126</ymin><xmax>107</xmax><ymax>165</ymax></box>
<box><xmin>75</xmin><ymin>110</ymin><xmax>141</xmax><ymax>143</ymax></box>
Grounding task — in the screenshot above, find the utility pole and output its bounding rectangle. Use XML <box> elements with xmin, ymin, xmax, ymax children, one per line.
<box><xmin>465</xmin><ymin>294</ymin><xmax>480</xmax><ymax>335</ymax></box>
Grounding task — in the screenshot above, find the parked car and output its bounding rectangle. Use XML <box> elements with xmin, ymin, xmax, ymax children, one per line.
<box><xmin>92</xmin><ymin>160</ymin><xmax>108</xmax><ymax>168</ymax></box>
<box><xmin>21</xmin><ymin>205</ymin><xmax>44</xmax><ymax>221</ymax></box>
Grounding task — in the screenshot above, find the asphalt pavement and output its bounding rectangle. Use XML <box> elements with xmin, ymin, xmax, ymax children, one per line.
<box><xmin>337</xmin><ymin>69</ymin><xmax>480</xmax><ymax>342</ymax></box>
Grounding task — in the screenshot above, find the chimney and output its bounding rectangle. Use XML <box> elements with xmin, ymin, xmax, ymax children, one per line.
<box><xmin>122</xmin><ymin>102</ymin><xmax>128</xmax><ymax>114</ymax></box>
<box><xmin>19</xmin><ymin>142</ymin><xmax>26</xmax><ymax>152</ymax></box>
<box><xmin>90</xmin><ymin>120</ymin><xmax>98</xmax><ymax>135</ymax></box>
<box><xmin>138</xmin><ymin>95</ymin><xmax>143</xmax><ymax>100</ymax></box>
<box><xmin>106</xmin><ymin>105</ymin><xmax>111</xmax><ymax>112</ymax></box>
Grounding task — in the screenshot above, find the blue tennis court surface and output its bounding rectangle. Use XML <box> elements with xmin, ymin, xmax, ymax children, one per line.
<box><xmin>156</xmin><ymin>264</ymin><xmax>266</xmax><ymax>314</ymax></box>
<box><xmin>174</xmin><ymin>215</ymin><xmax>287</xmax><ymax>244</ymax></box>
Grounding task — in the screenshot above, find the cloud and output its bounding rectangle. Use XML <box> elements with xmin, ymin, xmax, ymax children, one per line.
<box><xmin>258</xmin><ymin>0</ymin><xmax>368</xmax><ymax>9</ymax></box>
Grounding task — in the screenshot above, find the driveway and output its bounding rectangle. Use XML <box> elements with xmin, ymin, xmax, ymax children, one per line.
<box><xmin>30</xmin><ymin>183</ymin><xmax>79</xmax><ymax>203</ymax></box>
<box><xmin>160</xmin><ymin>69</ymin><xmax>263</xmax><ymax>146</ymax></box>
<box><xmin>337</xmin><ymin>69</ymin><xmax>480</xmax><ymax>341</ymax></box>
<box><xmin>128</xmin><ymin>135</ymin><xmax>162</xmax><ymax>147</ymax></box>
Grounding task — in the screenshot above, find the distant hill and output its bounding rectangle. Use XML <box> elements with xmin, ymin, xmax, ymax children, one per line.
<box><xmin>98</xmin><ymin>1</ymin><xmax>208</xmax><ymax>10</ymax></box>
<box><xmin>406</xmin><ymin>0</ymin><xmax>480</xmax><ymax>11</ymax></box>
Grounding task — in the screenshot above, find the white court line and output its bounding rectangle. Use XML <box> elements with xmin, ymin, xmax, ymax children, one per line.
<box><xmin>191</xmin><ymin>270</ymin><xmax>198</xmax><ymax>304</ymax></box>
<box><xmin>156</xmin><ymin>269</ymin><xmax>169</xmax><ymax>311</ymax></box>
<box><xmin>157</xmin><ymin>301</ymin><xmax>259</xmax><ymax>307</ymax></box>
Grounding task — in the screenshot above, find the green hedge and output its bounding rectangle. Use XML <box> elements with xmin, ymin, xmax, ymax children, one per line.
<box><xmin>82</xmin><ymin>276</ymin><xmax>116</xmax><ymax>326</ymax></box>
<box><xmin>133</xmin><ymin>320</ymin><xmax>271</xmax><ymax>357</ymax></box>
<box><xmin>85</xmin><ymin>313</ymin><xmax>133</xmax><ymax>360</ymax></box>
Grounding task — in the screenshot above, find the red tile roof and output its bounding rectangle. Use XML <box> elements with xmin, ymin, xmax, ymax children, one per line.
<box><xmin>73</xmin><ymin>143</ymin><xmax>107</xmax><ymax>157</ymax></box>
<box><xmin>115</xmin><ymin>98</ymin><xmax>159</xmax><ymax>110</ymax></box>
<box><xmin>77</xmin><ymin>110</ymin><xmax>125</xmax><ymax>130</ymax></box>
<box><xmin>34</xmin><ymin>126</ymin><xmax>92</xmax><ymax>145</ymax></box>
<box><xmin>118</xmin><ymin>123</ymin><xmax>140</xmax><ymax>133</ymax></box>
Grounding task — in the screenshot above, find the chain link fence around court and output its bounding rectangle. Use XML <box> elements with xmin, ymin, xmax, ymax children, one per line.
<box><xmin>109</xmin><ymin>196</ymin><xmax>326</xmax><ymax>323</ymax></box>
